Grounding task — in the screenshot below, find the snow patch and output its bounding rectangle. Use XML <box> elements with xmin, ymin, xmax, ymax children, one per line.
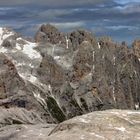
<box><xmin>90</xmin><ymin>132</ymin><xmax>105</xmax><ymax>139</ymax></box>
<box><xmin>15</xmin><ymin>43</ymin><xmax>22</xmax><ymax>50</ymax></box>
<box><xmin>135</xmin><ymin>103</ymin><xmax>139</xmax><ymax>110</ymax></box>
<box><xmin>48</xmin><ymin>84</ymin><xmax>53</xmax><ymax>94</ymax></box>
<box><xmin>115</xmin><ymin>127</ymin><xmax>126</xmax><ymax>132</ymax></box>
<box><xmin>0</xmin><ymin>47</ymin><xmax>7</xmax><ymax>53</ymax></box>
<box><xmin>29</xmin><ymin>75</ymin><xmax>38</xmax><ymax>83</ymax></box>
<box><xmin>21</xmin><ymin>41</ymin><xmax>41</xmax><ymax>59</ymax></box>
<box><xmin>19</xmin><ymin>73</ymin><xmax>38</xmax><ymax>83</ymax></box>
<box><xmin>54</xmin><ymin>56</ymin><xmax>60</xmax><ymax>60</ymax></box>
<box><xmin>110</xmin><ymin>112</ymin><xmax>119</xmax><ymax>115</ymax></box>
<box><xmin>97</xmin><ymin>42</ymin><xmax>101</xmax><ymax>49</ymax></box>
<box><xmin>79</xmin><ymin>118</ymin><xmax>90</xmax><ymax>123</ymax></box>
<box><xmin>29</xmin><ymin>63</ymin><xmax>35</xmax><ymax>68</ymax></box>
<box><xmin>65</xmin><ymin>36</ymin><xmax>69</xmax><ymax>49</ymax></box>
<box><xmin>39</xmin><ymin>133</ymin><xmax>44</xmax><ymax>136</ymax></box>
<box><xmin>16</xmin><ymin>62</ymin><xmax>26</xmax><ymax>67</ymax></box>
<box><xmin>54</xmin><ymin>55</ymin><xmax>72</xmax><ymax>69</ymax></box>
<box><xmin>112</xmin><ymin>86</ymin><xmax>116</xmax><ymax>103</ymax></box>
<box><xmin>113</xmin><ymin>56</ymin><xmax>116</xmax><ymax>65</ymax></box>
<box><xmin>33</xmin><ymin>92</ymin><xmax>46</xmax><ymax>106</ymax></box>
<box><xmin>134</xmin><ymin>70</ymin><xmax>137</xmax><ymax>75</ymax></box>
<box><xmin>127</xmin><ymin>112</ymin><xmax>140</xmax><ymax>114</ymax></box>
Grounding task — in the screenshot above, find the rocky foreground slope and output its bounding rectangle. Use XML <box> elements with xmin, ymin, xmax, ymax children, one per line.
<box><xmin>0</xmin><ymin>24</ymin><xmax>140</xmax><ymax>139</ymax></box>
<box><xmin>0</xmin><ymin>109</ymin><xmax>140</xmax><ymax>140</ymax></box>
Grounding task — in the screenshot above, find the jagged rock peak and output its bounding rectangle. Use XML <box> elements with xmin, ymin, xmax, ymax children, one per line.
<box><xmin>35</xmin><ymin>24</ymin><xmax>96</xmax><ymax>51</ymax></box>
<box><xmin>98</xmin><ymin>36</ymin><xmax>116</xmax><ymax>47</ymax></box>
<box><xmin>35</xmin><ymin>24</ymin><xmax>66</xmax><ymax>45</ymax></box>
<box><xmin>40</xmin><ymin>24</ymin><xmax>58</xmax><ymax>33</ymax></box>
<box><xmin>68</xmin><ymin>29</ymin><xmax>96</xmax><ymax>50</ymax></box>
<box><xmin>133</xmin><ymin>39</ymin><xmax>140</xmax><ymax>60</ymax></box>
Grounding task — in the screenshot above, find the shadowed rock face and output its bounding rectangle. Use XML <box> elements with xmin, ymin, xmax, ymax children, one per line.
<box><xmin>0</xmin><ymin>107</ymin><xmax>44</xmax><ymax>127</ymax></box>
<box><xmin>68</xmin><ymin>30</ymin><xmax>96</xmax><ymax>51</ymax></box>
<box><xmin>0</xmin><ymin>54</ymin><xmax>56</xmax><ymax>123</ymax></box>
<box><xmin>0</xmin><ymin>25</ymin><xmax>140</xmax><ymax>125</ymax></box>
<box><xmin>0</xmin><ymin>54</ymin><xmax>24</xmax><ymax>101</ymax></box>
<box><xmin>35</xmin><ymin>24</ymin><xmax>66</xmax><ymax>45</ymax></box>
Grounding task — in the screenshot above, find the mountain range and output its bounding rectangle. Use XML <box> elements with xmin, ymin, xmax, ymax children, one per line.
<box><xmin>0</xmin><ymin>24</ymin><xmax>140</xmax><ymax>139</ymax></box>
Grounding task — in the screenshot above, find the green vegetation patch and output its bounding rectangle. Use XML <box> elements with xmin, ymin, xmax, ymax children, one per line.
<box><xmin>47</xmin><ymin>96</ymin><xmax>66</xmax><ymax>122</ymax></box>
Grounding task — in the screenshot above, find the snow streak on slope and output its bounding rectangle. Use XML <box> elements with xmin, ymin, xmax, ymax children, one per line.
<box><xmin>16</xmin><ymin>38</ymin><xmax>41</xmax><ymax>59</ymax></box>
<box><xmin>0</xmin><ymin>27</ymin><xmax>56</xmax><ymax>107</ymax></box>
<box><xmin>0</xmin><ymin>27</ymin><xmax>42</xmax><ymax>85</ymax></box>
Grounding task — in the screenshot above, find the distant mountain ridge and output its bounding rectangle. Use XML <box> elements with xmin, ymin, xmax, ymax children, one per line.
<box><xmin>0</xmin><ymin>24</ymin><xmax>140</xmax><ymax>125</ymax></box>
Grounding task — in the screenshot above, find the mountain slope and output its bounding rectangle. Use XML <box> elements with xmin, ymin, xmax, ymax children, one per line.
<box><xmin>0</xmin><ymin>109</ymin><xmax>140</xmax><ymax>140</ymax></box>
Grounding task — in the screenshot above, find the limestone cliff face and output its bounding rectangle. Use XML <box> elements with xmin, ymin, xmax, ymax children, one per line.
<box><xmin>0</xmin><ymin>25</ymin><xmax>140</xmax><ymax>125</ymax></box>
<box><xmin>133</xmin><ymin>39</ymin><xmax>140</xmax><ymax>60</ymax></box>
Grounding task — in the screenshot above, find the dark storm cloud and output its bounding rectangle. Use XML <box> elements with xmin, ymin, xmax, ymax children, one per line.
<box><xmin>0</xmin><ymin>0</ymin><xmax>112</xmax><ymax>7</ymax></box>
<box><xmin>0</xmin><ymin>0</ymin><xmax>139</xmax><ymax>44</ymax></box>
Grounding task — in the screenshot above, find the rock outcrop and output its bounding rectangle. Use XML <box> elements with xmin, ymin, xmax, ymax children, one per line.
<box><xmin>68</xmin><ymin>30</ymin><xmax>96</xmax><ymax>50</ymax></box>
<box><xmin>35</xmin><ymin>24</ymin><xmax>66</xmax><ymax>46</ymax></box>
<box><xmin>0</xmin><ymin>110</ymin><xmax>140</xmax><ymax>140</ymax></box>
<box><xmin>47</xmin><ymin>110</ymin><xmax>140</xmax><ymax>140</ymax></box>
<box><xmin>133</xmin><ymin>39</ymin><xmax>140</xmax><ymax>60</ymax></box>
<box><xmin>0</xmin><ymin>107</ymin><xmax>43</xmax><ymax>127</ymax></box>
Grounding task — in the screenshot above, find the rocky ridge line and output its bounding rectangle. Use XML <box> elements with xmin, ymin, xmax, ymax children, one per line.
<box><xmin>0</xmin><ymin>25</ymin><xmax>139</xmax><ymax>125</ymax></box>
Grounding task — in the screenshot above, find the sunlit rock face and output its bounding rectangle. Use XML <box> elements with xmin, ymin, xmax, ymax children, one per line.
<box><xmin>133</xmin><ymin>39</ymin><xmax>140</xmax><ymax>61</ymax></box>
<box><xmin>47</xmin><ymin>110</ymin><xmax>140</xmax><ymax>140</ymax></box>
<box><xmin>0</xmin><ymin>25</ymin><xmax>140</xmax><ymax>126</ymax></box>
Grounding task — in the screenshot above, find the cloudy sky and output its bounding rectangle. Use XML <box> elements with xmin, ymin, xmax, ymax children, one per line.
<box><xmin>0</xmin><ymin>0</ymin><xmax>140</xmax><ymax>44</ymax></box>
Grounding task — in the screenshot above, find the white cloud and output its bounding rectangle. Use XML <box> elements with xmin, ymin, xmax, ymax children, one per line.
<box><xmin>123</xmin><ymin>4</ymin><xmax>140</xmax><ymax>13</ymax></box>
<box><xmin>114</xmin><ymin>0</ymin><xmax>140</xmax><ymax>4</ymax></box>
<box><xmin>50</xmin><ymin>21</ymin><xmax>86</xmax><ymax>30</ymax></box>
<box><xmin>115</xmin><ymin>3</ymin><xmax>140</xmax><ymax>14</ymax></box>
<box><xmin>106</xmin><ymin>25</ymin><xmax>139</xmax><ymax>30</ymax></box>
<box><xmin>39</xmin><ymin>9</ymin><xmax>74</xmax><ymax>19</ymax></box>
